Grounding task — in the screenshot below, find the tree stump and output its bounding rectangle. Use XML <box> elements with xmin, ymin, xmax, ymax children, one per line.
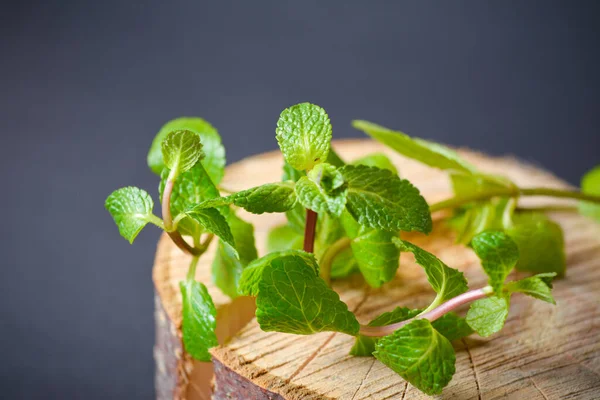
<box><xmin>153</xmin><ymin>140</ymin><xmax>600</xmax><ymax>400</ymax></box>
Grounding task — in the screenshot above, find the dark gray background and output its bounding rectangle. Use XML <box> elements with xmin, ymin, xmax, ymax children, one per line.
<box><xmin>1</xmin><ymin>1</ymin><xmax>598</xmax><ymax>399</ymax></box>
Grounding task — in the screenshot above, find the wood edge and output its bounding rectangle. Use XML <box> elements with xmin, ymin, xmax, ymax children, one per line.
<box><xmin>211</xmin><ymin>345</ymin><xmax>332</xmax><ymax>400</ymax></box>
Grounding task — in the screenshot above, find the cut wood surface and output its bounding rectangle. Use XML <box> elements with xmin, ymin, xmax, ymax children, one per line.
<box><xmin>153</xmin><ymin>139</ymin><xmax>600</xmax><ymax>400</ymax></box>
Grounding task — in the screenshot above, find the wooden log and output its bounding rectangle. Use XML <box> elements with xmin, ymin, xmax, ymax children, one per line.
<box><xmin>153</xmin><ymin>139</ymin><xmax>600</xmax><ymax>399</ymax></box>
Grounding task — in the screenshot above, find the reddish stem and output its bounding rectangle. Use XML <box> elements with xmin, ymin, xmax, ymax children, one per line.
<box><xmin>303</xmin><ymin>209</ymin><xmax>318</xmax><ymax>253</ymax></box>
<box><xmin>358</xmin><ymin>288</ymin><xmax>489</xmax><ymax>337</ymax></box>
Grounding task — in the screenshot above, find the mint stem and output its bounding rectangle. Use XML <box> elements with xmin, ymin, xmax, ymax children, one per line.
<box><xmin>186</xmin><ymin>254</ymin><xmax>200</xmax><ymax>281</ymax></box>
<box><xmin>430</xmin><ymin>186</ymin><xmax>600</xmax><ymax>213</ymax></box>
<box><xmin>358</xmin><ymin>286</ymin><xmax>492</xmax><ymax>337</ymax></box>
<box><xmin>319</xmin><ymin>237</ymin><xmax>351</xmax><ymax>284</ymax></box>
<box><xmin>304</xmin><ymin>209</ymin><xmax>318</xmax><ymax>253</ymax></box>
<box><xmin>161</xmin><ymin>178</ymin><xmax>203</xmax><ymax>256</ymax></box>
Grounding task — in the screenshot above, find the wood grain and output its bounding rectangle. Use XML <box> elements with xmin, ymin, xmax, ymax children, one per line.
<box><xmin>153</xmin><ymin>139</ymin><xmax>600</xmax><ymax>399</ymax></box>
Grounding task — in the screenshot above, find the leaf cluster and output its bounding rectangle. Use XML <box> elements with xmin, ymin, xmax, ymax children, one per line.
<box><xmin>104</xmin><ymin>103</ymin><xmax>597</xmax><ymax>396</ymax></box>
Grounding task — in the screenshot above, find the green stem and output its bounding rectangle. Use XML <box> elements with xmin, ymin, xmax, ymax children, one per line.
<box><xmin>185</xmin><ymin>234</ymin><xmax>214</xmax><ymax>282</ymax></box>
<box><xmin>516</xmin><ymin>205</ymin><xmax>580</xmax><ymax>213</ymax></box>
<box><xmin>144</xmin><ymin>214</ymin><xmax>165</xmax><ymax>229</ymax></box>
<box><xmin>186</xmin><ymin>254</ymin><xmax>200</xmax><ymax>281</ymax></box>
<box><xmin>319</xmin><ymin>237</ymin><xmax>351</xmax><ymax>284</ymax></box>
<box><xmin>430</xmin><ymin>186</ymin><xmax>600</xmax><ymax>213</ymax></box>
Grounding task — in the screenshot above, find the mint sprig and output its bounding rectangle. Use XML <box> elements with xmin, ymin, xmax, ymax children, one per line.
<box><xmin>105</xmin><ymin>102</ymin><xmax>596</xmax><ymax>397</ymax></box>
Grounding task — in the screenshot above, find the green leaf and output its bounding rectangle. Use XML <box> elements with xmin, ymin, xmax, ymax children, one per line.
<box><xmin>431</xmin><ymin>313</ymin><xmax>474</xmax><ymax>342</ymax></box>
<box><xmin>507</xmin><ymin>212</ymin><xmax>566</xmax><ymax>276</ymax></box>
<box><xmin>326</xmin><ymin>147</ymin><xmax>345</xmax><ymax>167</ymax></box>
<box><xmin>161</xmin><ymin>130</ymin><xmax>204</xmax><ymax>177</ymax></box>
<box><xmin>342</xmin><ymin>213</ymin><xmax>400</xmax><ymax>288</ymax></box>
<box><xmin>374</xmin><ymin>319</ymin><xmax>456</xmax><ymax>395</ymax></box>
<box><xmin>448</xmin><ymin>198</ymin><xmax>514</xmax><ymax>245</ymax></box>
<box><xmin>296</xmin><ymin>163</ymin><xmax>347</xmax><ymax>216</ymax></box>
<box><xmin>448</xmin><ymin>173</ymin><xmax>516</xmax><ymax>244</ymax></box>
<box><xmin>580</xmin><ymin>165</ymin><xmax>600</xmax><ymax>221</ymax></box>
<box><xmin>267</xmin><ymin>224</ymin><xmax>303</xmax><ymax>253</ymax></box>
<box><xmin>314</xmin><ymin>214</ymin><xmax>358</xmax><ymax>279</ymax></box>
<box><xmin>238</xmin><ymin>250</ymin><xmax>319</xmax><ymax>296</ymax></box>
<box><xmin>341</xmin><ymin>164</ymin><xmax>432</xmax><ymax>233</ymax></box>
<box><xmin>354</xmin><ymin>120</ymin><xmax>475</xmax><ymax>174</ymax></box>
<box><xmin>212</xmin><ymin>212</ymin><xmax>258</xmax><ymax>299</ymax></box>
<box><xmin>351</xmin><ymin>152</ymin><xmax>398</xmax><ymax>175</ymax></box>
<box><xmin>276</xmin><ymin>103</ymin><xmax>332</xmax><ymax>171</ymax></box>
<box><xmin>282</xmin><ymin>162</ymin><xmax>307</xmax><ymax>233</ymax></box>
<box><xmin>251</xmin><ymin>252</ymin><xmax>360</xmax><ymax>335</ymax></box>
<box><xmin>471</xmin><ymin>231</ymin><xmax>519</xmax><ymax>293</ymax></box>
<box><xmin>185</xmin><ymin>207</ymin><xmax>236</xmax><ymax>256</ymax></box>
<box><xmin>159</xmin><ymin>163</ymin><xmax>221</xmax><ymax>237</ymax></box>
<box><xmin>466</xmin><ymin>295</ymin><xmax>509</xmax><ymax>337</ymax></box>
<box><xmin>329</xmin><ymin>247</ymin><xmax>358</xmax><ymax>279</ymax></box>
<box><xmin>148</xmin><ymin>117</ymin><xmax>225</xmax><ymax>183</ymax></box>
<box><xmin>180</xmin><ymin>279</ymin><xmax>218</xmax><ymax>361</ymax></box>
<box><xmin>506</xmin><ymin>273</ymin><xmax>556</xmax><ymax>304</ymax></box>
<box><xmin>393</xmin><ymin>239</ymin><xmax>469</xmax><ymax>309</ymax></box>
<box><xmin>105</xmin><ymin>187</ymin><xmax>155</xmax><ymax>243</ymax></box>
<box><xmin>282</xmin><ymin>161</ymin><xmax>305</xmax><ymax>182</ymax></box>
<box><xmin>350</xmin><ymin>307</ymin><xmax>420</xmax><ymax>356</ymax></box>
<box><xmin>190</xmin><ymin>182</ymin><xmax>298</xmax><ymax>215</ymax></box>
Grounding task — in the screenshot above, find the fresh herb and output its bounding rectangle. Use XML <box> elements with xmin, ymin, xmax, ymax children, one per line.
<box><xmin>105</xmin><ymin>103</ymin><xmax>599</xmax><ymax>395</ymax></box>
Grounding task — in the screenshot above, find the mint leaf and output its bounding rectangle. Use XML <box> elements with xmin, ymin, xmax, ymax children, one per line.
<box><xmin>161</xmin><ymin>130</ymin><xmax>204</xmax><ymax>176</ymax></box>
<box><xmin>580</xmin><ymin>165</ymin><xmax>600</xmax><ymax>221</ymax></box>
<box><xmin>180</xmin><ymin>279</ymin><xmax>218</xmax><ymax>361</ymax></box>
<box><xmin>267</xmin><ymin>224</ymin><xmax>303</xmax><ymax>253</ymax></box>
<box><xmin>212</xmin><ymin>212</ymin><xmax>258</xmax><ymax>299</ymax></box>
<box><xmin>276</xmin><ymin>103</ymin><xmax>332</xmax><ymax>171</ymax></box>
<box><xmin>238</xmin><ymin>250</ymin><xmax>319</xmax><ymax>296</ymax></box>
<box><xmin>466</xmin><ymin>295</ymin><xmax>509</xmax><ymax>337</ymax></box>
<box><xmin>159</xmin><ymin>163</ymin><xmax>220</xmax><ymax>237</ymax></box>
<box><xmin>374</xmin><ymin>319</ymin><xmax>456</xmax><ymax>395</ymax></box>
<box><xmin>350</xmin><ymin>307</ymin><xmax>420</xmax><ymax>356</ymax></box>
<box><xmin>506</xmin><ymin>273</ymin><xmax>556</xmax><ymax>304</ymax></box>
<box><xmin>282</xmin><ymin>162</ymin><xmax>306</xmax><ymax>233</ymax></box>
<box><xmin>340</xmin><ymin>164</ymin><xmax>432</xmax><ymax>233</ymax></box>
<box><xmin>431</xmin><ymin>313</ymin><xmax>474</xmax><ymax>342</ymax></box>
<box><xmin>148</xmin><ymin>117</ymin><xmax>225</xmax><ymax>183</ymax></box>
<box><xmin>185</xmin><ymin>207</ymin><xmax>236</xmax><ymax>256</ymax></box>
<box><xmin>314</xmin><ymin>214</ymin><xmax>358</xmax><ymax>279</ymax></box>
<box><xmin>354</xmin><ymin>120</ymin><xmax>475</xmax><ymax>174</ymax></box>
<box><xmin>351</xmin><ymin>152</ymin><xmax>398</xmax><ymax>174</ymax></box>
<box><xmin>393</xmin><ymin>239</ymin><xmax>468</xmax><ymax>308</ymax></box>
<box><xmin>471</xmin><ymin>231</ymin><xmax>519</xmax><ymax>294</ymax></box>
<box><xmin>342</xmin><ymin>213</ymin><xmax>400</xmax><ymax>288</ymax></box>
<box><xmin>250</xmin><ymin>252</ymin><xmax>359</xmax><ymax>335</ymax></box>
<box><xmin>448</xmin><ymin>198</ymin><xmax>514</xmax><ymax>245</ymax></box>
<box><xmin>448</xmin><ymin>173</ymin><xmax>515</xmax><ymax>244</ymax></box>
<box><xmin>329</xmin><ymin>247</ymin><xmax>358</xmax><ymax>279</ymax></box>
<box><xmin>449</xmin><ymin>203</ymin><xmax>497</xmax><ymax>244</ymax></box>
<box><xmin>105</xmin><ymin>187</ymin><xmax>155</xmax><ymax>243</ymax></box>
<box><xmin>326</xmin><ymin>147</ymin><xmax>345</xmax><ymax>167</ymax></box>
<box><xmin>190</xmin><ymin>182</ymin><xmax>298</xmax><ymax>215</ymax></box>
<box><xmin>296</xmin><ymin>163</ymin><xmax>347</xmax><ymax>216</ymax></box>
<box><xmin>506</xmin><ymin>212</ymin><xmax>566</xmax><ymax>277</ymax></box>
<box><xmin>350</xmin><ymin>336</ymin><xmax>377</xmax><ymax>357</ymax></box>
